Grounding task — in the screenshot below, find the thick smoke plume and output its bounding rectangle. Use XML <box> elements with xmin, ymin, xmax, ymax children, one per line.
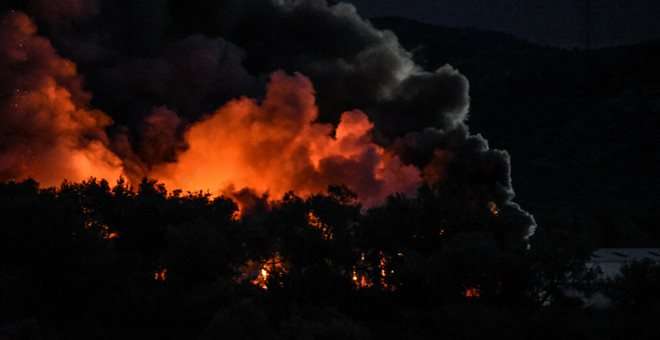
<box><xmin>0</xmin><ymin>11</ymin><xmax>121</xmax><ymax>185</ymax></box>
<box><xmin>153</xmin><ymin>71</ymin><xmax>421</xmax><ymax>206</ymax></box>
<box><xmin>0</xmin><ymin>0</ymin><xmax>536</xmax><ymax>237</ymax></box>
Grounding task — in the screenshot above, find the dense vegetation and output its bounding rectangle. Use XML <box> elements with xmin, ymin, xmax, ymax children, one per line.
<box><xmin>1</xmin><ymin>178</ymin><xmax>658</xmax><ymax>339</ymax></box>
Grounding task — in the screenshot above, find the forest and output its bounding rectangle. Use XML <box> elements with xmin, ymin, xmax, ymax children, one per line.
<box><xmin>1</xmin><ymin>178</ymin><xmax>658</xmax><ymax>339</ymax></box>
<box><xmin>0</xmin><ymin>1</ymin><xmax>658</xmax><ymax>338</ymax></box>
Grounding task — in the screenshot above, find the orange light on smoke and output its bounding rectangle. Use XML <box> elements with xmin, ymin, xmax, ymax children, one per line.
<box><xmin>151</xmin><ymin>72</ymin><xmax>421</xmax><ymax>207</ymax></box>
<box><xmin>3</xmin><ymin>16</ymin><xmax>426</xmax><ymax>210</ymax></box>
<box><xmin>0</xmin><ymin>13</ymin><xmax>123</xmax><ymax>187</ymax></box>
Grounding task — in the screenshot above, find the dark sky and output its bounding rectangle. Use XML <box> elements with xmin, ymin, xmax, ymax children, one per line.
<box><xmin>346</xmin><ymin>0</ymin><xmax>660</xmax><ymax>47</ymax></box>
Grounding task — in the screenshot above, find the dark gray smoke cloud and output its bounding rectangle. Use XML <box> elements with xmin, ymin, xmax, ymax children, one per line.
<box><xmin>0</xmin><ymin>0</ymin><xmax>535</xmax><ymax>239</ymax></box>
<box><xmin>20</xmin><ymin>0</ymin><xmax>470</xmax><ymax>135</ymax></box>
<box><xmin>394</xmin><ymin>125</ymin><xmax>536</xmax><ymax>241</ymax></box>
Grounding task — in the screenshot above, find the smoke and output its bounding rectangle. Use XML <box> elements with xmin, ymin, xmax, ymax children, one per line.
<box><xmin>0</xmin><ymin>11</ymin><xmax>122</xmax><ymax>186</ymax></box>
<box><xmin>13</xmin><ymin>0</ymin><xmax>469</xmax><ymax>136</ymax></box>
<box><xmin>394</xmin><ymin>126</ymin><xmax>537</xmax><ymax>240</ymax></box>
<box><xmin>0</xmin><ymin>0</ymin><xmax>536</xmax><ymax>237</ymax></box>
<box><xmin>152</xmin><ymin>72</ymin><xmax>421</xmax><ymax>207</ymax></box>
<box><xmin>138</xmin><ymin>106</ymin><xmax>185</xmax><ymax>166</ymax></box>
<box><xmin>95</xmin><ymin>35</ymin><xmax>259</xmax><ymax>127</ymax></box>
<box><xmin>25</xmin><ymin>0</ymin><xmax>98</xmax><ymax>25</ymax></box>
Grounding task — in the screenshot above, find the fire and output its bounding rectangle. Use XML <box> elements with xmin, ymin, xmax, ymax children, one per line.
<box><xmin>154</xmin><ymin>268</ymin><xmax>168</xmax><ymax>282</ymax></box>
<box><xmin>1</xmin><ymin>15</ymin><xmax>422</xmax><ymax>209</ymax></box>
<box><xmin>352</xmin><ymin>268</ymin><xmax>373</xmax><ymax>289</ymax></box>
<box><xmin>307</xmin><ymin>211</ymin><xmax>333</xmax><ymax>240</ymax></box>
<box><xmin>378</xmin><ymin>252</ymin><xmax>389</xmax><ymax>289</ymax></box>
<box><xmin>231</xmin><ymin>209</ymin><xmax>242</xmax><ymax>221</ymax></box>
<box><xmin>351</xmin><ymin>251</ymin><xmax>395</xmax><ymax>290</ymax></box>
<box><xmin>488</xmin><ymin>201</ymin><xmax>500</xmax><ymax>216</ymax></box>
<box><xmin>464</xmin><ymin>286</ymin><xmax>481</xmax><ymax>298</ymax></box>
<box><xmin>105</xmin><ymin>232</ymin><xmax>119</xmax><ymax>240</ymax></box>
<box><xmin>351</xmin><ymin>252</ymin><xmax>374</xmax><ymax>289</ymax></box>
<box><xmin>151</xmin><ymin>72</ymin><xmax>421</xmax><ymax>207</ymax></box>
<box><xmin>98</xmin><ymin>223</ymin><xmax>119</xmax><ymax>240</ymax></box>
<box><xmin>242</xmin><ymin>255</ymin><xmax>287</xmax><ymax>290</ymax></box>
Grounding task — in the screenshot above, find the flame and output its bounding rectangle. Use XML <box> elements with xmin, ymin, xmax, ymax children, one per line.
<box><xmin>351</xmin><ymin>252</ymin><xmax>373</xmax><ymax>289</ymax></box>
<box><xmin>464</xmin><ymin>287</ymin><xmax>481</xmax><ymax>298</ymax></box>
<box><xmin>245</xmin><ymin>255</ymin><xmax>287</xmax><ymax>290</ymax></box>
<box><xmin>231</xmin><ymin>209</ymin><xmax>242</xmax><ymax>221</ymax></box>
<box><xmin>154</xmin><ymin>268</ymin><xmax>168</xmax><ymax>282</ymax></box>
<box><xmin>307</xmin><ymin>211</ymin><xmax>333</xmax><ymax>240</ymax></box>
<box><xmin>488</xmin><ymin>201</ymin><xmax>500</xmax><ymax>216</ymax></box>
<box><xmin>151</xmin><ymin>72</ymin><xmax>421</xmax><ymax>207</ymax></box>
<box><xmin>255</xmin><ymin>268</ymin><xmax>269</xmax><ymax>289</ymax></box>
<box><xmin>350</xmin><ymin>251</ymin><xmax>395</xmax><ymax>290</ymax></box>
<box><xmin>351</xmin><ymin>267</ymin><xmax>373</xmax><ymax>289</ymax></box>
<box><xmin>379</xmin><ymin>252</ymin><xmax>388</xmax><ymax>288</ymax></box>
<box><xmin>105</xmin><ymin>232</ymin><xmax>119</xmax><ymax>240</ymax></box>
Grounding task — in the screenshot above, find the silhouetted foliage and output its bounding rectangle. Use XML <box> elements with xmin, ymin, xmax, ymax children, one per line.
<box><xmin>0</xmin><ymin>178</ymin><xmax>652</xmax><ymax>339</ymax></box>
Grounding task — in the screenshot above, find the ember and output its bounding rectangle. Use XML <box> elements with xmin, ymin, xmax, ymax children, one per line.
<box><xmin>154</xmin><ymin>268</ymin><xmax>168</xmax><ymax>282</ymax></box>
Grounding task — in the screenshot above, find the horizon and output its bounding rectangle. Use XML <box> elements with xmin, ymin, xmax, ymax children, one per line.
<box><xmin>346</xmin><ymin>0</ymin><xmax>660</xmax><ymax>48</ymax></box>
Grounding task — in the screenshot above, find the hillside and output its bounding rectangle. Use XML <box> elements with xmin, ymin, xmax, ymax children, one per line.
<box><xmin>373</xmin><ymin>17</ymin><xmax>660</xmax><ymax>246</ymax></box>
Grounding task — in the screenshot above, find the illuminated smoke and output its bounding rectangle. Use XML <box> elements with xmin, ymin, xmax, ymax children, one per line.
<box><xmin>0</xmin><ymin>1</ymin><xmax>536</xmax><ymax>238</ymax></box>
<box><xmin>152</xmin><ymin>72</ymin><xmax>421</xmax><ymax>206</ymax></box>
<box><xmin>0</xmin><ymin>12</ymin><xmax>122</xmax><ymax>186</ymax></box>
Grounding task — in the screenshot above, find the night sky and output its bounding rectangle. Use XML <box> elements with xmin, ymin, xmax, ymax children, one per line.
<box><xmin>347</xmin><ymin>0</ymin><xmax>660</xmax><ymax>47</ymax></box>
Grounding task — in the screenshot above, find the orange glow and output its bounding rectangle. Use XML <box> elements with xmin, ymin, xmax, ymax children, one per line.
<box><xmin>231</xmin><ymin>209</ymin><xmax>242</xmax><ymax>221</ymax></box>
<box><xmin>352</xmin><ymin>267</ymin><xmax>373</xmax><ymax>289</ymax></box>
<box><xmin>256</xmin><ymin>268</ymin><xmax>269</xmax><ymax>289</ymax></box>
<box><xmin>488</xmin><ymin>201</ymin><xmax>500</xmax><ymax>216</ymax></box>
<box><xmin>2</xmin><ymin>13</ymin><xmax>423</xmax><ymax>209</ymax></box>
<box><xmin>246</xmin><ymin>255</ymin><xmax>287</xmax><ymax>290</ymax></box>
<box><xmin>351</xmin><ymin>252</ymin><xmax>374</xmax><ymax>289</ymax></box>
<box><xmin>0</xmin><ymin>13</ymin><xmax>123</xmax><ymax>186</ymax></box>
<box><xmin>105</xmin><ymin>232</ymin><xmax>119</xmax><ymax>240</ymax></box>
<box><xmin>350</xmin><ymin>252</ymin><xmax>395</xmax><ymax>290</ymax></box>
<box><xmin>96</xmin><ymin>223</ymin><xmax>119</xmax><ymax>240</ymax></box>
<box><xmin>465</xmin><ymin>287</ymin><xmax>481</xmax><ymax>298</ymax></box>
<box><xmin>379</xmin><ymin>252</ymin><xmax>388</xmax><ymax>288</ymax></box>
<box><xmin>151</xmin><ymin>72</ymin><xmax>421</xmax><ymax>207</ymax></box>
<box><xmin>307</xmin><ymin>211</ymin><xmax>333</xmax><ymax>240</ymax></box>
<box><xmin>154</xmin><ymin>268</ymin><xmax>168</xmax><ymax>282</ymax></box>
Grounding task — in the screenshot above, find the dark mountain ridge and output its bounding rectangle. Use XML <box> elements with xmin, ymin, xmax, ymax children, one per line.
<box><xmin>373</xmin><ymin>16</ymin><xmax>659</xmax><ymax>247</ymax></box>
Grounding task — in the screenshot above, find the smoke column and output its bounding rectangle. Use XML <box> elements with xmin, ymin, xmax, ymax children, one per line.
<box><xmin>0</xmin><ymin>12</ymin><xmax>122</xmax><ymax>185</ymax></box>
<box><xmin>0</xmin><ymin>0</ymin><xmax>536</xmax><ymax>238</ymax></box>
<box><xmin>152</xmin><ymin>71</ymin><xmax>421</xmax><ymax>207</ymax></box>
